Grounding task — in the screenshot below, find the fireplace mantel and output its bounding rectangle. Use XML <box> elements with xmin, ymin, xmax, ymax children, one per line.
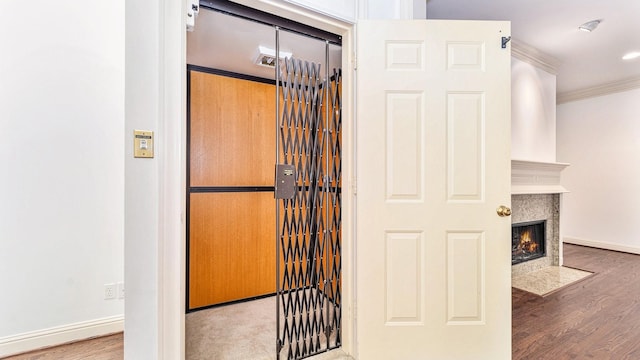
<box><xmin>511</xmin><ymin>159</ymin><xmax>570</xmax><ymax>195</ymax></box>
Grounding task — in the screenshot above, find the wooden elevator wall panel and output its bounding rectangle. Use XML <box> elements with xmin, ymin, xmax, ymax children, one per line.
<box><xmin>189</xmin><ymin>192</ymin><xmax>276</xmax><ymax>309</ymax></box>
<box><xmin>190</xmin><ymin>71</ymin><xmax>276</xmax><ymax>187</ymax></box>
<box><xmin>188</xmin><ymin>70</ymin><xmax>278</xmax><ymax>309</ymax></box>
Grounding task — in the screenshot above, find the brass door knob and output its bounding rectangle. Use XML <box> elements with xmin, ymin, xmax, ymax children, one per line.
<box><xmin>496</xmin><ymin>205</ymin><xmax>511</xmax><ymax>217</ymax></box>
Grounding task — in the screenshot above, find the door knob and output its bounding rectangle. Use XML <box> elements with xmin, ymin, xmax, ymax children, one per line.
<box><xmin>496</xmin><ymin>205</ymin><xmax>511</xmax><ymax>217</ymax></box>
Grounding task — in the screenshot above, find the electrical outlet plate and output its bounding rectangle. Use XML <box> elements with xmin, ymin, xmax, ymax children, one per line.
<box><xmin>117</xmin><ymin>282</ymin><xmax>125</xmax><ymax>299</ymax></box>
<box><xmin>104</xmin><ymin>283</ymin><xmax>116</xmax><ymax>300</ymax></box>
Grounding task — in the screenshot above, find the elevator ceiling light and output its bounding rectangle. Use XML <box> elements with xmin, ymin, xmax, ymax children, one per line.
<box><xmin>578</xmin><ymin>19</ymin><xmax>601</xmax><ymax>32</ymax></box>
<box><xmin>255</xmin><ymin>46</ymin><xmax>292</xmax><ymax>68</ymax></box>
<box><xmin>622</xmin><ymin>51</ymin><xmax>640</xmax><ymax>60</ymax></box>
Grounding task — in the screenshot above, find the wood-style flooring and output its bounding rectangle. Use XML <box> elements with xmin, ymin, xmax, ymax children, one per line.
<box><xmin>4</xmin><ymin>244</ymin><xmax>640</xmax><ymax>359</ymax></box>
<box><xmin>1</xmin><ymin>333</ymin><xmax>122</xmax><ymax>360</ymax></box>
<box><xmin>513</xmin><ymin>244</ymin><xmax>640</xmax><ymax>359</ymax></box>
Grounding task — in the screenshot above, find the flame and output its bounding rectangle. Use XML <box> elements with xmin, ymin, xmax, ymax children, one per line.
<box><xmin>518</xmin><ymin>229</ymin><xmax>538</xmax><ymax>254</ymax></box>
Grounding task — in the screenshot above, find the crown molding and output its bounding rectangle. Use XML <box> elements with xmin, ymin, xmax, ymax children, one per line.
<box><xmin>511</xmin><ymin>39</ymin><xmax>560</xmax><ymax>75</ymax></box>
<box><xmin>557</xmin><ymin>75</ymin><xmax>640</xmax><ymax>104</ymax></box>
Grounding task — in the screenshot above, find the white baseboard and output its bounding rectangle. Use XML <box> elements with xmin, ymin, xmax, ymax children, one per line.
<box><xmin>0</xmin><ymin>315</ymin><xmax>124</xmax><ymax>358</ymax></box>
<box><xmin>564</xmin><ymin>237</ymin><xmax>640</xmax><ymax>255</ymax></box>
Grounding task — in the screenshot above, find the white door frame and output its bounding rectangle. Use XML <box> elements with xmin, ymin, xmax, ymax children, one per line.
<box><xmin>154</xmin><ymin>1</ymin><xmax>356</xmax><ymax>358</ymax></box>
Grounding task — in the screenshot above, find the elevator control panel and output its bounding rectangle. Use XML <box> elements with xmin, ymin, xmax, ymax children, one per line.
<box><xmin>275</xmin><ymin>164</ymin><xmax>296</xmax><ymax>199</ymax></box>
<box><xmin>134</xmin><ymin>130</ymin><xmax>154</xmax><ymax>158</ymax></box>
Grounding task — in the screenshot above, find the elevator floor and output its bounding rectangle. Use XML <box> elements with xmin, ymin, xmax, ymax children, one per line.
<box><xmin>186</xmin><ymin>295</ymin><xmax>348</xmax><ymax>360</ymax></box>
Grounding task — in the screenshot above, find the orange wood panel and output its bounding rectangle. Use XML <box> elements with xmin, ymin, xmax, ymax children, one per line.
<box><xmin>189</xmin><ymin>71</ymin><xmax>276</xmax><ymax>187</ymax></box>
<box><xmin>189</xmin><ymin>192</ymin><xmax>276</xmax><ymax>309</ymax></box>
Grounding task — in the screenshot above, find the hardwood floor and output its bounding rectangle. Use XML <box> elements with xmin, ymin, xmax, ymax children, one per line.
<box><xmin>4</xmin><ymin>244</ymin><xmax>640</xmax><ymax>359</ymax></box>
<box><xmin>2</xmin><ymin>333</ymin><xmax>122</xmax><ymax>360</ymax></box>
<box><xmin>513</xmin><ymin>244</ymin><xmax>640</xmax><ymax>359</ymax></box>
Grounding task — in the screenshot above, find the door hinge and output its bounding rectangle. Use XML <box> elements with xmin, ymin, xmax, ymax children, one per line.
<box><xmin>501</xmin><ymin>36</ymin><xmax>511</xmax><ymax>49</ymax></box>
<box><xmin>186</xmin><ymin>0</ymin><xmax>199</xmax><ymax>32</ymax></box>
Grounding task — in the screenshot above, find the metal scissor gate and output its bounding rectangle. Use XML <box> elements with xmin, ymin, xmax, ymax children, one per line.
<box><xmin>275</xmin><ymin>35</ymin><xmax>342</xmax><ymax>360</ymax></box>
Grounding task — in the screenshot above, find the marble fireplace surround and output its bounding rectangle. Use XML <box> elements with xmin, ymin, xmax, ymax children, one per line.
<box><xmin>511</xmin><ymin>160</ymin><xmax>569</xmax><ymax>277</ymax></box>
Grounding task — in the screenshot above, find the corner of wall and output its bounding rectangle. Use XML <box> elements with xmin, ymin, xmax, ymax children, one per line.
<box><xmin>511</xmin><ymin>55</ymin><xmax>557</xmax><ymax>163</ymax></box>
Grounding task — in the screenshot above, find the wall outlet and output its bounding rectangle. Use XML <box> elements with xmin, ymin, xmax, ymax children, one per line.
<box><xmin>117</xmin><ymin>282</ymin><xmax>125</xmax><ymax>300</ymax></box>
<box><xmin>104</xmin><ymin>283</ymin><xmax>116</xmax><ymax>300</ymax></box>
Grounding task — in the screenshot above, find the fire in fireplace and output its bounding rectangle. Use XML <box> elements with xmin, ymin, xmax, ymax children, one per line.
<box><xmin>512</xmin><ymin>220</ymin><xmax>546</xmax><ymax>265</ymax></box>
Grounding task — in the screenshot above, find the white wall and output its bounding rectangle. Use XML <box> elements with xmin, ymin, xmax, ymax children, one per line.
<box><xmin>125</xmin><ymin>0</ymin><xmax>185</xmax><ymax>358</ymax></box>
<box><xmin>360</xmin><ymin>0</ymin><xmax>426</xmax><ymax>19</ymax></box>
<box><xmin>511</xmin><ymin>57</ymin><xmax>557</xmax><ymax>162</ymax></box>
<box><xmin>284</xmin><ymin>0</ymin><xmax>425</xmax><ymax>20</ymax></box>
<box><xmin>124</xmin><ymin>0</ymin><xmax>160</xmax><ymax>358</ymax></box>
<box><xmin>284</xmin><ymin>0</ymin><xmax>356</xmax><ymax>21</ymax></box>
<box><xmin>557</xmin><ymin>88</ymin><xmax>640</xmax><ymax>252</ymax></box>
<box><xmin>0</xmin><ymin>0</ymin><xmax>124</xmax><ymax>353</ymax></box>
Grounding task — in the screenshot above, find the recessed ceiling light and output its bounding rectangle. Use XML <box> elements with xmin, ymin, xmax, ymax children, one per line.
<box><xmin>622</xmin><ymin>52</ymin><xmax>640</xmax><ymax>60</ymax></box>
<box><xmin>254</xmin><ymin>46</ymin><xmax>292</xmax><ymax>68</ymax></box>
<box><xmin>578</xmin><ymin>19</ymin><xmax>601</xmax><ymax>32</ymax></box>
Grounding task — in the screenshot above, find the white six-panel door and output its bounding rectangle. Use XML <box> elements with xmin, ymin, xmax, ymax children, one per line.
<box><xmin>356</xmin><ymin>20</ymin><xmax>512</xmax><ymax>359</ymax></box>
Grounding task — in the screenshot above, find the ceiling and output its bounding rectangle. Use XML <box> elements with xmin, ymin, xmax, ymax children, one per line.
<box><xmin>187</xmin><ymin>8</ymin><xmax>342</xmax><ymax>81</ymax></box>
<box><xmin>190</xmin><ymin>2</ymin><xmax>640</xmax><ymax>96</ymax></box>
<box><xmin>426</xmin><ymin>0</ymin><xmax>640</xmax><ymax>95</ymax></box>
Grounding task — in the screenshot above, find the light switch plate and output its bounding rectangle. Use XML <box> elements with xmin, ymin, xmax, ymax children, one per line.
<box><xmin>134</xmin><ymin>130</ymin><xmax>154</xmax><ymax>158</ymax></box>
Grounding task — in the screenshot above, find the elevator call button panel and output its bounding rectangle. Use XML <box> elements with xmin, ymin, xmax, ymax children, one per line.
<box><xmin>134</xmin><ymin>130</ymin><xmax>154</xmax><ymax>158</ymax></box>
<box><xmin>275</xmin><ymin>164</ymin><xmax>296</xmax><ymax>199</ymax></box>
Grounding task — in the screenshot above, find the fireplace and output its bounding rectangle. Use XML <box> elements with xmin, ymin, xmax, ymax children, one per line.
<box><xmin>511</xmin><ymin>160</ymin><xmax>568</xmax><ymax>276</ymax></box>
<box><xmin>512</xmin><ymin>220</ymin><xmax>546</xmax><ymax>265</ymax></box>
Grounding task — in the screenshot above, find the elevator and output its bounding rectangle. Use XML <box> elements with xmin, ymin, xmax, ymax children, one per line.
<box><xmin>186</xmin><ymin>2</ymin><xmax>342</xmax><ymax>359</ymax></box>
